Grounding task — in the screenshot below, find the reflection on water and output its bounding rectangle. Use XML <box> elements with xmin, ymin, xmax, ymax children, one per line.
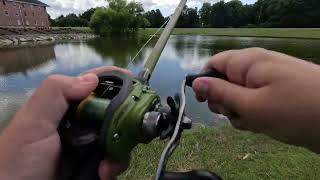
<box><xmin>0</xmin><ymin>46</ymin><xmax>56</xmax><ymax>75</ymax></box>
<box><xmin>1</xmin><ymin>35</ymin><xmax>320</xmax><ymax>127</ymax></box>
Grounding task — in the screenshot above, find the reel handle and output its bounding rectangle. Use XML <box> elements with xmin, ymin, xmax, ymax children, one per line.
<box><xmin>186</xmin><ymin>69</ymin><xmax>228</xmax><ymax>87</ymax></box>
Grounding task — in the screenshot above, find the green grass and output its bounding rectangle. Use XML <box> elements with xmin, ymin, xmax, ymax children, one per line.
<box><xmin>140</xmin><ymin>28</ymin><xmax>320</xmax><ymax>39</ymax></box>
<box><xmin>51</xmin><ymin>27</ymin><xmax>93</xmax><ymax>33</ymax></box>
<box><xmin>120</xmin><ymin>126</ymin><xmax>320</xmax><ymax>180</ymax></box>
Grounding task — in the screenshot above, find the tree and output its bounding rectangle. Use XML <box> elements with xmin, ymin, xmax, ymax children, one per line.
<box><xmin>51</xmin><ymin>0</ymin><xmax>320</xmax><ymax>29</ymax></box>
<box><xmin>90</xmin><ymin>0</ymin><xmax>148</xmax><ymax>36</ymax></box>
<box><xmin>199</xmin><ymin>3</ymin><xmax>212</xmax><ymax>27</ymax></box>
<box><xmin>177</xmin><ymin>6</ymin><xmax>200</xmax><ymax>28</ymax></box>
<box><xmin>225</xmin><ymin>0</ymin><xmax>244</xmax><ymax>27</ymax></box>
<box><xmin>251</xmin><ymin>0</ymin><xmax>320</xmax><ymax>27</ymax></box>
<box><xmin>211</xmin><ymin>1</ymin><xmax>228</xmax><ymax>27</ymax></box>
<box><xmin>144</xmin><ymin>9</ymin><xmax>165</xmax><ymax>28</ymax></box>
<box><xmin>51</xmin><ymin>14</ymin><xmax>88</xmax><ymax>27</ymax></box>
<box><xmin>80</xmin><ymin>8</ymin><xmax>97</xmax><ymax>22</ymax></box>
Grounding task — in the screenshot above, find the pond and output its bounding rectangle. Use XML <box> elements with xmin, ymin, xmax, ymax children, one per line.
<box><xmin>1</xmin><ymin>35</ymin><xmax>320</xmax><ymax>128</ymax></box>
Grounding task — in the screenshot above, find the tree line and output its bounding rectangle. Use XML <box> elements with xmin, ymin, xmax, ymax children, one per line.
<box><xmin>50</xmin><ymin>8</ymin><xmax>96</xmax><ymax>27</ymax></box>
<box><xmin>50</xmin><ymin>0</ymin><xmax>320</xmax><ymax>33</ymax></box>
<box><xmin>197</xmin><ymin>0</ymin><xmax>320</xmax><ymax>28</ymax></box>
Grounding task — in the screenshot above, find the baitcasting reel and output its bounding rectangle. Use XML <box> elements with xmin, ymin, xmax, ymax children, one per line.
<box><xmin>58</xmin><ymin>69</ymin><xmax>227</xmax><ymax>180</ymax></box>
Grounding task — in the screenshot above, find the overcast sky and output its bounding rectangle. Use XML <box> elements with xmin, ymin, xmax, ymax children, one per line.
<box><xmin>42</xmin><ymin>0</ymin><xmax>257</xmax><ymax>18</ymax></box>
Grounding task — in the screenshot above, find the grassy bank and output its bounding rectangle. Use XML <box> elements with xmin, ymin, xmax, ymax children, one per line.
<box><xmin>120</xmin><ymin>126</ymin><xmax>320</xmax><ymax>179</ymax></box>
<box><xmin>51</xmin><ymin>27</ymin><xmax>93</xmax><ymax>33</ymax></box>
<box><xmin>140</xmin><ymin>28</ymin><xmax>320</xmax><ymax>39</ymax></box>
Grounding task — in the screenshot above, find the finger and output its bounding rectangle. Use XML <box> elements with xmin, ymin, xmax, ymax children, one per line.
<box><xmin>208</xmin><ymin>103</ymin><xmax>233</xmax><ymax>117</ymax></box>
<box><xmin>13</xmin><ymin>73</ymin><xmax>99</xmax><ymax>130</ymax></box>
<box><xmin>229</xmin><ymin>118</ymin><xmax>250</xmax><ymax>131</ymax></box>
<box><xmin>204</xmin><ymin>48</ymin><xmax>270</xmax><ymax>86</ymax></box>
<box><xmin>196</xmin><ymin>94</ymin><xmax>206</xmax><ymax>102</ymax></box>
<box><xmin>193</xmin><ymin>77</ymin><xmax>256</xmax><ymax>114</ymax></box>
<box><xmin>208</xmin><ymin>103</ymin><xmax>220</xmax><ymax>114</ymax></box>
<box><xmin>81</xmin><ymin>66</ymin><xmax>133</xmax><ymax>76</ymax></box>
<box><xmin>99</xmin><ymin>160</ymin><xmax>128</xmax><ymax>180</ymax></box>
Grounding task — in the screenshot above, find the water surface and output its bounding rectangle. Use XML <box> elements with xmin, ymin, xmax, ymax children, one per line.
<box><xmin>1</xmin><ymin>35</ymin><xmax>320</xmax><ymax>127</ymax></box>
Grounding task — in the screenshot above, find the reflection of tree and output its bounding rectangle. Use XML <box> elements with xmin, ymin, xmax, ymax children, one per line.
<box><xmin>172</xmin><ymin>35</ymin><xmax>212</xmax><ymax>71</ymax></box>
<box><xmin>0</xmin><ymin>45</ymin><xmax>56</xmax><ymax>75</ymax></box>
<box><xmin>202</xmin><ymin>38</ymin><xmax>245</xmax><ymax>54</ymax></box>
<box><xmin>174</xmin><ymin>35</ymin><xmax>212</xmax><ymax>58</ymax></box>
<box><xmin>87</xmin><ymin>36</ymin><xmax>150</xmax><ymax>67</ymax></box>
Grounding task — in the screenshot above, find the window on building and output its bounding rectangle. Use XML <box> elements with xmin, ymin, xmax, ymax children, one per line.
<box><xmin>4</xmin><ymin>10</ymin><xmax>8</xmax><ymax>16</ymax></box>
<box><xmin>35</xmin><ymin>20</ymin><xmax>37</xmax><ymax>26</ymax></box>
<box><xmin>32</xmin><ymin>12</ymin><xmax>34</xmax><ymax>16</ymax></box>
<box><xmin>16</xmin><ymin>12</ymin><xmax>19</xmax><ymax>17</ymax></box>
<box><xmin>24</xmin><ymin>11</ymin><xmax>27</xmax><ymax>17</ymax></box>
<box><xmin>22</xmin><ymin>4</ymin><xmax>24</xmax><ymax>8</ymax></box>
<box><xmin>17</xmin><ymin>20</ymin><xmax>21</xmax><ymax>26</ymax></box>
<box><xmin>2</xmin><ymin>0</ymin><xmax>6</xmax><ymax>6</ymax></box>
<box><xmin>41</xmin><ymin>21</ymin><xmax>45</xmax><ymax>26</ymax></box>
<box><xmin>26</xmin><ymin>20</ymin><xmax>29</xmax><ymax>26</ymax></box>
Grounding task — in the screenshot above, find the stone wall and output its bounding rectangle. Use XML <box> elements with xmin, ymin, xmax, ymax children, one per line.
<box><xmin>0</xmin><ymin>33</ymin><xmax>97</xmax><ymax>48</ymax></box>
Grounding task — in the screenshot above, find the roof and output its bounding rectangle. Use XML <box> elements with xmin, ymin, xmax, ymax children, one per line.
<box><xmin>11</xmin><ymin>0</ymin><xmax>49</xmax><ymax>7</ymax></box>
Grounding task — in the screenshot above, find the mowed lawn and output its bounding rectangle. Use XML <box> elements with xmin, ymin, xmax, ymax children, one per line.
<box><xmin>140</xmin><ymin>28</ymin><xmax>320</xmax><ymax>39</ymax></box>
<box><xmin>120</xmin><ymin>126</ymin><xmax>320</xmax><ymax>180</ymax></box>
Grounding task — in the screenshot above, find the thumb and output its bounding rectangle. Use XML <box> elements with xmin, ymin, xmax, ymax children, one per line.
<box><xmin>12</xmin><ymin>73</ymin><xmax>99</xmax><ymax>131</ymax></box>
<box><xmin>99</xmin><ymin>160</ymin><xmax>128</xmax><ymax>180</ymax></box>
<box><xmin>192</xmin><ymin>77</ymin><xmax>255</xmax><ymax>113</ymax></box>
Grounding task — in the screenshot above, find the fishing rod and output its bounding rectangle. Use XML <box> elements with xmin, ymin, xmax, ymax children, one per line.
<box><xmin>58</xmin><ymin>0</ymin><xmax>227</xmax><ymax>179</ymax></box>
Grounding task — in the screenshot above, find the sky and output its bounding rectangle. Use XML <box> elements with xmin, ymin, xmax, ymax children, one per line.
<box><xmin>42</xmin><ymin>0</ymin><xmax>257</xmax><ymax>18</ymax></box>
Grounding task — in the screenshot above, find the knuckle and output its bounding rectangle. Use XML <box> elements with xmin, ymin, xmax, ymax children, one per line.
<box><xmin>41</xmin><ymin>74</ymin><xmax>69</xmax><ymax>92</ymax></box>
<box><xmin>246</xmin><ymin>47</ymin><xmax>268</xmax><ymax>53</ymax></box>
<box><xmin>207</xmin><ymin>79</ymin><xmax>226</xmax><ymax>103</ymax></box>
<box><xmin>46</xmin><ymin>74</ymin><xmax>63</xmax><ymax>84</ymax></box>
<box><xmin>247</xmin><ymin>48</ymin><xmax>269</xmax><ymax>59</ymax></box>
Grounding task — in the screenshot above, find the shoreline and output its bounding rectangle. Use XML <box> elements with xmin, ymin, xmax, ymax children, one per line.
<box><xmin>140</xmin><ymin>28</ymin><xmax>320</xmax><ymax>40</ymax></box>
<box><xmin>0</xmin><ymin>33</ymin><xmax>97</xmax><ymax>48</ymax></box>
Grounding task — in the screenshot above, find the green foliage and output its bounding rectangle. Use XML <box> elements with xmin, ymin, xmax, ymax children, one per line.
<box><xmin>80</xmin><ymin>8</ymin><xmax>97</xmax><ymax>22</ymax></box>
<box><xmin>144</xmin><ymin>9</ymin><xmax>165</xmax><ymax>28</ymax></box>
<box><xmin>177</xmin><ymin>6</ymin><xmax>200</xmax><ymax>28</ymax></box>
<box><xmin>51</xmin><ymin>14</ymin><xmax>87</xmax><ymax>27</ymax></box>
<box><xmin>51</xmin><ymin>9</ymin><xmax>97</xmax><ymax>27</ymax></box>
<box><xmin>51</xmin><ymin>0</ymin><xmax>320</xmax><ymax>29</ymax></box>
<box><xmin>198</xmin><ymin>0</ymin><xmax>320</xmax><ymax>28</ymax></box>
<box><xmin>252</xmin><ymin>0</ymin><xmax>320</xmax><ymax>27</ymax></box>
<box><xmin>90</xmin><ymin>0</ymin><xmax>147</xmax><ymax>36</ymax></box>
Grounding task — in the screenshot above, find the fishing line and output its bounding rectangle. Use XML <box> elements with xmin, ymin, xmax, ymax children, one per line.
<box><xmin>126</xmin><ymin>16</ymin><xmax>172</xmax><ymax>68</ymax></box>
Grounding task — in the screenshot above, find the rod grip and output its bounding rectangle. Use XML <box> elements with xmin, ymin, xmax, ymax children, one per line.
<box><xmin>186</xmin><ymin>69</ymin><xmax>228</xmax><ymax>87</ymax></box>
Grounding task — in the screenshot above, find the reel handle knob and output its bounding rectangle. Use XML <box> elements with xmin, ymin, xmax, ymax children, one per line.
<box><xmin>186</xmin><ymin>69</ymin><xmax>228</xmax><ymax>87</ymax></box>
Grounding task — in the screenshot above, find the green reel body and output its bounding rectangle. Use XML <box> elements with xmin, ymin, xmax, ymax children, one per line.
<box><xmin>59</xmin><ymin>70</ymin><xmax>161</xmax><ymax>165</ymax></box>
<box><xmin>95</xmin><ymin>79</ymin><xmax>160</xmax><ymax>160</ymax></box>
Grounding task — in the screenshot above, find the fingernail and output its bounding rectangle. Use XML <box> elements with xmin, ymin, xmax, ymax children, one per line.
<box><xmin>196</xmin><ymin>77</ymin><xmax>209</xmax><ymax>95</ymax></box>
<box><xmin>78</xmin><ymin>73</ymin><xmax>98</xmax><ymax>83</ymax></box>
